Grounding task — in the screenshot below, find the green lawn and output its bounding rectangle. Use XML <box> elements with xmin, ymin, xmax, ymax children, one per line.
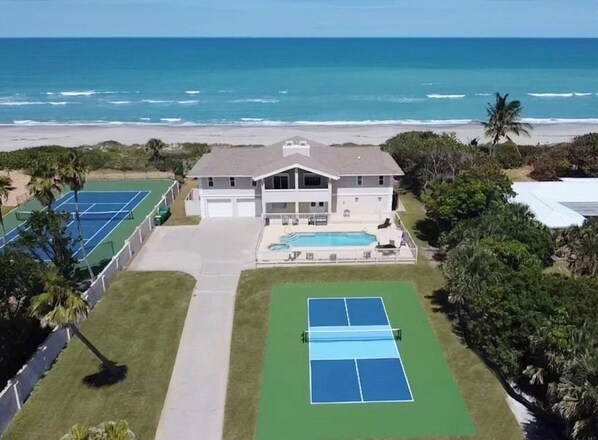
<box><xmin>257</xmin><ymin>282</ymin><xmax>475</xmax><ymax>440</ymax></box>
<box><xmin>2</xmin><ymin>271</ymin><xmax>195</xmax><ymax>440</ymax></box>
<box><xmin>164</xmin><ymin>180</ymin><xmax>200</xmax><ymax>226</ymax></box>
<box><xmin>224</xmin><ymin>192</ymin><xmax>522</xmax><ymax>440</ymax></box>
<box><xmin>504</xmin><ymin>167</ymin><xmax>534</xmax><ymax>182</ymax></box>
<box><xmin>1</xmin><ymin>205</ymin><xmax>14</xmax><ymax>216</ymax></box>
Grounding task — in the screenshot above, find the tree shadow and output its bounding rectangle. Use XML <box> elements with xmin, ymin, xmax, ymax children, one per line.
<box><xmin>83</xmin><ymin>362</ymin><xmax>128</xmax><ymax>388</ymax></box>
<box><xmin>426</xmin><ymin>287</ymin><xmax>452</xmax><ymax>314</ymax></box>
<box><xmin>414</xmin><ymin>218</ymin><xmax>441</xmax><ymax>247</ymax></box>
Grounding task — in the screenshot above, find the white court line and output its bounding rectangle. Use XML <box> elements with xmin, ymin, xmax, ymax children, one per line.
<box><xmin>81</xmin><ymin>191</ymin><xmax>151</xmax><ymax>260</ymax></box>
<box><xmin>343</xmin><ymin>298</ymin><xmax>351</xmax><ymax>326</ymax></box>
<box><xmin>0</xmin><ymin>192</ymin><xmax>76</xmax><ymax>250</ymax></box>
<box><xmin>380</xmin><ymin>298</ymin><xmax>415</xmax><ymax>402</ymax></box>
<box><xmin>307</xmin><ymin>297</ymin><xmax>314</xmax><ymax>404</ymax></box>
<box><xmin>354</xmin><ymin>359</ymin><xmax>364</xmax><ymax>402</ymax></box>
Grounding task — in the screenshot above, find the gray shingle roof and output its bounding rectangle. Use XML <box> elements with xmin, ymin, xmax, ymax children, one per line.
<box><xmin>187</xmin><ymin>137</ymin><xmax>404</xmax><ymax>178</ymax></box>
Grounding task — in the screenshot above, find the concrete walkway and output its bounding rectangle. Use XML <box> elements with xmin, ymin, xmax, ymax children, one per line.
<box><xmin>128</xmin><ymin>218</ymin><xmax>262</xmax><ymax>440</ymax></box>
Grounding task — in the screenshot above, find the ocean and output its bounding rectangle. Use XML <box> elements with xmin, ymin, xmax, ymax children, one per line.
<box><xmin>1</xmin><ymin>38</ymin><xmax>597</xmax><ymax>126</ymax></box>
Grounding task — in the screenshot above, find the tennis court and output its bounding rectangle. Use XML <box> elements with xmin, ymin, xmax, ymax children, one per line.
<box><xmin>0</xmin><ymin>179</ymin><xmax>175</xmax><ymax>268</ymax></box>
<box><xmin>307</xmin><ymin>297</ymin><xmax>413</xmax><ymax>404</ymax></box>
<box><xmin>255</xmin><ymin>282</ymin><xmax>476</xmax><ymax>440</ymax></box>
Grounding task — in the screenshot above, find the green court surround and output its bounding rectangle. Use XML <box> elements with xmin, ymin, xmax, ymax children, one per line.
<box><xmin>256</xmin><ymin>282</ymin><xmax>476</xmax><ymax>440</ymax></box>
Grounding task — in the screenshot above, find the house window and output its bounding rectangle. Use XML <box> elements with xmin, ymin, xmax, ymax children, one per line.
<box><xmin>318</xmin><ymin>202</ymin><xmax>324</xmax><ymax>207</ymax></box>
<box><xmin>379</xmin><ymin>176</ymin><xmax>384</xmax><ymax>186</ymax></box>
<box><xmin>230</xmin><ymin>177</ymin><xmax>236</xmax><ymax>187</ymax></box>
<box><xmin>272</xmin><ymin>174</ymin><xmax>289</xmax><ymax>190</ymax></box>
<box><xmin>252</xmin><ymin>180</ymin><xmax>257</xmax><ymax>187</ymax></box>
<box><xmin>356</xmin><ymin>176</ymin><xmax>363</xmax><ymax>186</ymax></box>
<box><xmin>304</xmin><ymin>175</ymin><xmax>321</xmax><ymax>187</ymax></box>
<box><xmin>355</xmin><ymin>197</ymin><xmax>359</xmax><ymax>203</ymax></box>
<box><xmin>310</xmin><ymin>202</ymin><xmax>316</xmax><ymax>207</ymax></box>
<box><xmin>207</xmin><ymin>177</ymin><xmax>214</xmax><ymax>188</ymax></box>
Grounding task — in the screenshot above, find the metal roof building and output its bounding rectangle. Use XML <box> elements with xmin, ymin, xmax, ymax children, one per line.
<box><xmin>512</xmin><ymin>178</ymin><xmax>598</xmax><ymax>228</ymax></box>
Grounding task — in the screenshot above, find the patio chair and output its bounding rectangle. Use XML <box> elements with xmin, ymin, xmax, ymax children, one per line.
<box><xmin>292</xmin><ymin>217</ymin><xmax>299</xmax><ymax>226</ymax></box>
<box><xmin>343</xmin><ymin>209</ymin><xmax>351</xmax><ymax>218</ymax></box>
<box><xmin>329</xmin><ymin>253</ymin><xmax>337</xmax><ymax>262</ymax></box>
<box><xmin>377</xmin><ymin>218</ymin><xmax>391</xmax><ymax>229</ymax></box>
<box><xmin>363</xmin><ymin>251</ymin><xmax>372</xmax><ymax>259</ymax></box>
<box><xmin>282</xmin><ymin>216</ymin><xmax>289</xmax><ymax>226</ymax></box>
<box><xmin>306</xmin><ymin>252</ymin><xmax>314</xmax><ymax>261</ymax></box>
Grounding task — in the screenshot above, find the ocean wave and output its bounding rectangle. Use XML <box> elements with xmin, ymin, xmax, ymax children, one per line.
<box><xmin>185</xmin><ymin>90</ymin><xmax>200</xmax><ymax>95</ymax></box>
<box><xmin>160</xmin><ymin>118</ymin><xmax>182</xmax><ymax>123</ymax></box>
<box><xmin>230</xmin><ymin>98</ymin><xmax>279</xmax><ymax>104</ymax></box>
<box><xmin>420</xmin><ymin>83</ymin><xmax>434</xmax><ymax>86</ymax></box>
<box><xmin>475</xmin><ymin>93</ymin><xmax>492</xmax><ymax>96</ymax></box>
<box><xmin>529</xmin><ymin>92</ymin><xmax>593</xmax><ymax>98</ymax></box>
<box><xmin>139</xmin><ymin>117</ymin><xmax>151</xmax><ymax>121</ymax></box>
<box><xmin>108</xmin><ymin>100</ymin><xmax>132</xmax><ymax>105</ymax></box>
<box><xmin>240</xmin><ymin>118</ymin><xmax>265</xmax><ymax>122</ymax></box>
<box><xmin>521</xmin><ymin>118</ymin><xmax>598</xmax><ymax>124</ymax></box>
<box><xmin>0</xmin><ymin>101</ymin><xmax>45</xmax><ymax>106</ymax></box>
<box><xmin>427</xmin><ymin>94</ymin><xmax>466</xmax><ymax>99</ymax></box>
<box><xmin>218</xmin><ymin>90</ymin><xmax>234</xmax><ymax>93</ymax></box>
<box><xmin>141</xmin><ymin>99</ymin><xmax>175</xmax><ymax>104</ymax></box>
<box><xmin>60</xmin><ymin>91</ymin><xmax>96</xmax><ymax>97</ymax></box>
<box><xmin>279</xmin><ymin>90</ymin><xmax>289</xmax><ymax>94</ymax></box>
<box><xmin>364</xmin><ymin>96</ymin><xmax>425</xmax><ymax>104</ymax></box>
<box><xmin>177</xmin><ymin>100</ymin><xmax>199</xmax><ymax>105</ymax></box>
<box><xmin>573</xmin><ymin>92</ymin><xmax>592</xmax><ymax>97</ymax></box>
<box><xmin>48</xmin><ymin>101</ymin><xmax>73</xmax><ymax>106</ymax></box>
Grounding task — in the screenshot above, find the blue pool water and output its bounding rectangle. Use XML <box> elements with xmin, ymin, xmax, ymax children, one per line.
<box><xmin>278</xmin><ymin>232</ymin><xmax>377</xmax><ymax>249</ymax></box>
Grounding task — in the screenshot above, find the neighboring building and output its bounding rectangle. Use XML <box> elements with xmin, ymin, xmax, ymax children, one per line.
<box><xmin>186</xmin><ymin>137</ymin><xmax>404</xmax><ymax>220</ymax></box>
<box><xmin>512</xmin><ymin>178</ymin><xmax>598</xmax><ymax>228</ymax></box>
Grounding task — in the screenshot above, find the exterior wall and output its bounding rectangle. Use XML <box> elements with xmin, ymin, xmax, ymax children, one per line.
<box><xmin>196</xmin><ymin>172</ymin><xmax>396</xmax><ymax>217</ymax></box>
<box><xmin>199</xmin><ymin>176</ymin><xmax>256</xmax><ymax>190</ymax></box>
<box><xmin>332</xmin><ymin>176</ymin><xmax>394</xmax><ymax>214</ymax></box>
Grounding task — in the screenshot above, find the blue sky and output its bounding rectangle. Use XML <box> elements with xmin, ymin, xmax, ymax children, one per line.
<box><xmin>0</xmin><ymin>0</ymin><xmax>597</xmax><ymax>37</ymax></box>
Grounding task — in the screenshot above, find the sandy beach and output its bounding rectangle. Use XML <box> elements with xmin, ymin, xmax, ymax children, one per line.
<box><xmin>0</xmin><ymin>122</ymin><xmax>597</xmax><ymax>150</ymax></box>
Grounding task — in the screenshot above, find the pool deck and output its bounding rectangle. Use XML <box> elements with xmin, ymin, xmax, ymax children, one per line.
<box><xmin>257</xmin><ymin>223</ymin><xmax>416</xmax><ymax>265</ymax></box>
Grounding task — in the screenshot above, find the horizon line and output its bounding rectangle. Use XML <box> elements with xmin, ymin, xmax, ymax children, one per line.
<box><xmin>1</xmin><ymin>36</ymin><xmax>598</xmax><ymax>40</ymax></box>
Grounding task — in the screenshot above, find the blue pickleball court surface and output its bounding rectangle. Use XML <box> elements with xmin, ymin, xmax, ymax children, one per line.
<box><xmin>307</xmin><ymin>297</ymin><xmax>414</xmax><ymax>404</ymax></box>
<box><xmin>0</xmin><ymin>190</ymin><xmax>150</xmax><ymax>261</ymax></box>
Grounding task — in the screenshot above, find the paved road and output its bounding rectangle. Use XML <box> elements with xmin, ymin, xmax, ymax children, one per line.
<box><xmin>128</xmin><ymin>218</ymin><xmax>262</xmax><ymax>440</ymax></box>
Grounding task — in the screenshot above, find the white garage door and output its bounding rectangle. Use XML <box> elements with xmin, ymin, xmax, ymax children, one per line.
<box><xmin>207</xmin><ymin>199</ymin><xmax>233</xmax><ymax>217</ymax></box>
<box><xmin>237</xmin><ymin>199</ymin><xmax>256</xmax><ymax>217</ymax></box>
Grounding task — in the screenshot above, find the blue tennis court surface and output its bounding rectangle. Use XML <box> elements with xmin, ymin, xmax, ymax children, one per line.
<box><xmin>307</xmin><ymin>297</ymin><xmax>414</xmax><ymax>404</ymax></box>
<box><xmin>0</xmin><ymin>190</ymin><xmax>150</xmax><ymax>261</ymax></box>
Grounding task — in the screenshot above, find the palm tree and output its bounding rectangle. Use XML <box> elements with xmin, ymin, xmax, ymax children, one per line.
<box><xmin>26</xmin><ymin>161</ymin><xmax>61</xmax><ymax>211</ymax></box>
<box><xmin>556</xmin><ymin>220</ymin><xmax>598</xmax><ymax>277</ymax></box>
<box><xmin>0</xmin><ymin>175</ymin><xmax>15</xmax><ymax>246</ymax></box>
<box><xmin>442</xmin><ymin>242</ymin><xmax>504</xmax><ymax>320</ymax></box>
<box><xmin>30</xmin><ymin>270</ymin><xmax>118</xmax><ymax>375</ymax></box>
<box><xmin>483</xmin><ymin>93</ymin><xmax>532</xmax><ymax>157</ymax></box>
<box><xmin>553</xmin><ymin>327</ymin><xmax>598</xmax><ymax>440</ymax></box>
<box><xmin>59</xmin><ymin>150</ymin><xmax>94</xmax><ymax>280</ymax></box>
<box><xmin>144</xmin><ymin>138</ymin><xmax>166</xmax><ymax>165</ymax></box>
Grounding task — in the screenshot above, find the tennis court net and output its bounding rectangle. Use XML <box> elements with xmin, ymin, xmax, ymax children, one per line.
<box><xmin>16</xmin><ymin>210</ymin><xmax>134</xmax><ymax>222</ymax></box>
<box><xmin>303</xmin><ymin>328</ymin><xmax>402</xmax><ymax>343</ymax></box>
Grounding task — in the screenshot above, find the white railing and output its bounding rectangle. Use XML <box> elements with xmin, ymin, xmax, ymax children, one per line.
<box><xmin>264</xmin><ymin>213</ymin><xmax>329</xmax><ymax>226</ymax></box>
<box><xmin>256</xmin><ymin>246</ymin><xmax>416</xmax><ymax>266</ymax></box>
<box><xmin>394</xmin><ymin>212</ymin><xmax>419</xmax><ymax>261</ymax></box>
<box><xmin>0</xmin><ymin>180</ymin><xmax>181</xmax><ymax>435</ymax></box>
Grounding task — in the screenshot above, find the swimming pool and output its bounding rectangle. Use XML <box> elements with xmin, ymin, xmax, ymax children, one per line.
<box><xmin>268</xmin><ymin>232</ymin><xmax>377</xmax><ymax>250</ymax></box>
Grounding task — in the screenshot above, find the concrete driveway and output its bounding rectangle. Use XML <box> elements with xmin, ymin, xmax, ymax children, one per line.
<box><xmin>128</xmin><ymin>218</ymin><xmax>262</xmax><ymax>440</ymax></box>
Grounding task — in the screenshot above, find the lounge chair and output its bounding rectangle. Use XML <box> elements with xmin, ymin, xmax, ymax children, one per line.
<box><xmin>377</xmin><ymin>218</ymin><xmax>391</xmax><ymax>229</ymax></box>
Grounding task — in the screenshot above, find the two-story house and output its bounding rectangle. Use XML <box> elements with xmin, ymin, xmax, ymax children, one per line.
<box><xmin>186</xmin><ymin>137</ymin><xmax>404</xmax><ymax>222</ymax></box>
